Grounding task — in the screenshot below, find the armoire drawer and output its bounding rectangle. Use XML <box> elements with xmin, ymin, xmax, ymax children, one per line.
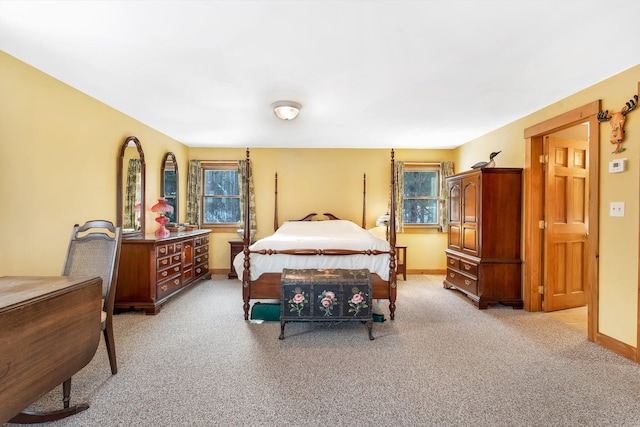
<box><xmin>459</xmin><ymin>259</ymin><xmax>478</xmax><ymax>277</ymax></box>
<box><xmin>446</xmin><ymin>268</ymin><xmax>478</xmax><ymax>295</ymax></box>
<box><xmin>446</xmin><ymin>256</ymin><xmax>459</xmax><ymax>270</ymax></box>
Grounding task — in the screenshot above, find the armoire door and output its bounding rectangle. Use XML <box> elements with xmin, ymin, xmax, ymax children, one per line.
<box><xmin>461</xmin><ymin>174</ymin><xmax>479</xmax><ymax>257</ymax></box>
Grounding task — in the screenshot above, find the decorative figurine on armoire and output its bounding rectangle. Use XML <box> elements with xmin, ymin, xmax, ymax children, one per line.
<box><xmin>471</xmin><ymin>151</ymin><xmax>501</xmax><ymax>169</ymax></box>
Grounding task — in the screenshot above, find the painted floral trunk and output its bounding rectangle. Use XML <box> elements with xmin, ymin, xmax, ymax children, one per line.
<box><xmin>279</xmin><ymin>268</ymin><xmax>374</xmax><ymax>340</ymax></box>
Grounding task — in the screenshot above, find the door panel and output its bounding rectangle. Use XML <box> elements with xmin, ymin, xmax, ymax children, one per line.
<box><xmin>544</xmin><ymin>136</ymin><xmax>588</xmax><ymax>311</ymax></box>
<box><xmin>461</xmin><ymin>175</ymin><xmax>479</xmax><ymax>256</ymax></box>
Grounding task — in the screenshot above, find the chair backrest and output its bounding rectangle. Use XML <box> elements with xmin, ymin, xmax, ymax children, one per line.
<box><xmin>62</xmin><ymin>220</ymin><xmax>122</xmax><ymax>313</ymax></box>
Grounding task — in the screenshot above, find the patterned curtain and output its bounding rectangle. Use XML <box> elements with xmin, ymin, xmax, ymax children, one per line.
<box><xmin>439</xmin><ymin>161</ymin><xmax>455</xmax><ymax>232</ymax></box>
<box><xmin>393</xmin><ymin>161</ymin><xmax>405</xmax><ymax>233</ymax></box>
<box><xmin>186</xmin><ymin>160</ymin><xmax>202</xmax><ymax>226</ymax></box>
<box><xmin>124</xmin><ymin>159</ymin><xmax>141</xmax><ymax>230</ymax></box>
<box><xmin>238</xmin><ymin>159</ymin><xmax>257</xmax><ymax>231</ymax></box>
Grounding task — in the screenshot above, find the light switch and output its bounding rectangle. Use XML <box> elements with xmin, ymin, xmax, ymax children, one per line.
<box><xmin>610</xmin><ymin>202</ymin><xmax>625</xmax><ymax>217</ymax></box>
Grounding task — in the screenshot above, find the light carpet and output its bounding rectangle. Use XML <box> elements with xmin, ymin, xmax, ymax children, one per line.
<box><xmin>7</xmin><ymin>274</ymin><xmax>640</xmax><ymax>427</ymax></box>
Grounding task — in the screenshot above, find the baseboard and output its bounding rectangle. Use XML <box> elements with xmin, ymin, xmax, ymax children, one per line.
<box><xmin>596</xmin><ymin>332</ymin><xmax>637</xmax><ymax>361</ymax></box>
<box><xmin>408</xmin><ymin>269</ymin><xmax>446</xmax><ymax>275</ymax></box>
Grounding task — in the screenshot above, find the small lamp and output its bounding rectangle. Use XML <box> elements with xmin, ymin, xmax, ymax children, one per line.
<box><xmin>376</xmin><ymin>213</ymin><xmax>390</xmax><ymax>240</ymax></box>
<box><xmin>271</xmin><ymin>101</ymin><xmax>302</xmax><ymax>120</ymax></box>
<box><xmin>151</xmin><ymin>198</ymin><xmax>174</xmax><ymax>238</ymax></box>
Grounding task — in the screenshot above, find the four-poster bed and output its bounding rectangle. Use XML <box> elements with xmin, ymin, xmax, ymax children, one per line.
<box><xmin>235</xmin><ymin>149</ymin><xmax>398</xmax><ymax>320</ymax></box>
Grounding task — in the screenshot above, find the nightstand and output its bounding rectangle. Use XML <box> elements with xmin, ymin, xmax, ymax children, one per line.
<box><xmin>396</xmin><ymin>244</ymin><xmax>407</xmax><ymax>281</ymax></box>
<box><xmin>228</xmin><ymin>240</ymin><xmax>245</xmax><ymax>279</ymax></box>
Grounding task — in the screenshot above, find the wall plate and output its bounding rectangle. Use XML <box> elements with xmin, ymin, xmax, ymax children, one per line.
<box><xmin>609</xmin><ymin>158</ymin><xmax>627</xmax><ymax>173</ymax></box>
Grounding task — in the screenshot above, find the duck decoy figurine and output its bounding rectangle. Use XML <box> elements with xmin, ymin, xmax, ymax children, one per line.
<box><xmin>471</xmin><ymin>151</ymin><xmax>501</xmax><ymax>169</ymax></box>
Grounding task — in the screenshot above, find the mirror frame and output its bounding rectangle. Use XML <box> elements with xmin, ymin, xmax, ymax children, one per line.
<box><xmin>161</xmin><ymin>152</ymin><xmax>179</xmax><ymax>224</ymax></box>
<box><xmin>117</xmin><ymin>136</ymin><xmax>146</xmax><ymax>239</ymax></box>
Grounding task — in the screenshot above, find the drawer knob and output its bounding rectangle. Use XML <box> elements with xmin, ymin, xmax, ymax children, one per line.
<box><xmin>159</xmin><ymin>248</ymin><xmax>166</xmax><ymax>254</ymax></box>
<box><xmin>450</xmin><ymin>272</ymin><xmax>455</xmax><ymax>278</ymax></box>
<box><xmin>161</xmin><ymin>285</ymin><xmax>167</xmax><ymax>292</ymax></box>
<box><xmin>161</xmin><ymin>271</ymin><xmax>167</xmax><ymax>277</ymax></box>
<box><xmin>464</xmin><ymin>264</ymin><xmax>471</xmax><ymax>270</ymax></box>
<box><xmin>464</xmin><ymin>279</ymin><xmax>471</xmax><ymax>285</ymax></box>
<box><xmin>174</xmin><ymin>279</ymin><xmax>180</xmax><ymax>285</ymax></box>
<box><xmin>450</xmin><ymin>259</ymin><xmax>454</xmax><ymax>264</ymax></box>
<box><xmin>174</xmin><ymin>267</ymin><xmax>179</xmax><ymax>272</ymax></box>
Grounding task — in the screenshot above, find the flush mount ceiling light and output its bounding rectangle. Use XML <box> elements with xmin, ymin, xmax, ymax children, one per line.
<box><xmin>271</xmin><ymin>100</ymin><xmax>302</xmax><ymax>120</ymax></box>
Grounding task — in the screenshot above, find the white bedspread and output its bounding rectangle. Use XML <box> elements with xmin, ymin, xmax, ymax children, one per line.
<box><xmin>233</xmin><ymin>220</ymin><xmax>391</xmax><ymax>281</ymax></box>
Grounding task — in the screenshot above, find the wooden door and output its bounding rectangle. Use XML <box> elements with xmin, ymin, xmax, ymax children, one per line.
<box><xmin>543</xmin><ymin>136</ymin><xmax>589</xmax><ymax>311</ymax></box>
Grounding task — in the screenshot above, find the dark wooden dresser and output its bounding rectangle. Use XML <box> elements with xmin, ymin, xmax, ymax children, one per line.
<box><xmin>443</xmin><ymin>168</ymin><xmax>523</xmax><ymax>309</ymax></box>
<box><xmin>115</xmin><ymin>230</ymin><xmax>211</xmax><ymax>314</ymax></box>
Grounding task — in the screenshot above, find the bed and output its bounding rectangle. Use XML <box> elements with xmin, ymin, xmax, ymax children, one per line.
<box><xmin>235</xmin><ymin>149</ymin><xmax>398</xmax><ymax>320</ymax></box>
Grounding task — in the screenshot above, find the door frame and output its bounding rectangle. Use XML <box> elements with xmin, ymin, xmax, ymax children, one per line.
<box><xmin>523</xmin><ymin>100</ymin><xmax>600</xmax><ymax>342</ymax></box>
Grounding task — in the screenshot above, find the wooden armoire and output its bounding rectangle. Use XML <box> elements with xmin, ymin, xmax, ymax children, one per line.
<box><xmin>443</xmin><ymin>168</ymin><xmax>523</xmax><ymax>309</ymax></box>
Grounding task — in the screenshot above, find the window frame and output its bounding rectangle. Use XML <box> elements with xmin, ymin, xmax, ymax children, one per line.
<box><xmin>402</xmin><ymin>162</ymin><xmax>441</xmax><ymax>229</ymax></box>
<box><xmin>200</xmin><ymin>160</ymin><xmax>241</xmax><ymax>231</ymax></box>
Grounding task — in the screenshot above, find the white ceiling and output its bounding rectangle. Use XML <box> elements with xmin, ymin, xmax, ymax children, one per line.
<box><xmin>2</xmin><ymin>0</ymin><xmax>639</xmax><ymax>149</ymax></box>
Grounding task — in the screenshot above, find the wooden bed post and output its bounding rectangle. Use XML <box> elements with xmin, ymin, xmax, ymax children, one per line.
<box><xmin>389</xmin><ymin>149</ymin><xmax>397</xmax><ymax>318</ymax></box>
<box><xmin>362</xmin><ymin>173</ymin><xmax>367</xmax><ymax>229</ymax></box>
<box><xmin>274</xmin><ymin>172</ymin><xmax>279</xmax><ymax>232</ymax></box>
<box><xmin>242</xmin><ymin>148</ymin><xmax>251</xmax><ymax>320</ymax></box>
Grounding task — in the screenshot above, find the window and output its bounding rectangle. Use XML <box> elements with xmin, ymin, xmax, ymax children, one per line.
<box><xmin>201</xmin><ymin>162</ymin><xmax>240</xmax><ymax>225</ymax></box>
<box><xmin>403</xmin><ymin>163</ymin><xmax>440</xmax><ymax>226</ymax></box>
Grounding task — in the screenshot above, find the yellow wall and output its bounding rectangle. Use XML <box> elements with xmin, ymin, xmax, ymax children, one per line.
<box><xmin>3</xmin><ymin>49</ymin><xmax>640</xmax><ymax>350</ymax></box>
<box><xmin>188</xmin><ymin>147</ymin><xmax>453</xmax><ymax>273</ymax></box>
<box><xmin>0</xmin><ymin>51</ymin><xmax>188</xmax><ymax>275</ymax></box>
<box><xmin>455</xmin><ymin>64</ymin><xmax>640</xmax><ymax>346</ymax></box>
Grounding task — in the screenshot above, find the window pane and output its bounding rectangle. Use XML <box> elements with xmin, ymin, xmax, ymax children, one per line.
<box><xmin>404</xmin><ymin>171</ymin><xmax>437</xmax><ymax>197</ymax></box>
<box><xmin>204</xmin><ymin>170</ymin><xmax>239</xmax><ymax>196</ymax></box>
<box><xmin>404</xmin><ymin>199</ymin><xmax>438</xmax><ymax>224</ymax></box>
<box><xmin>203</xmin><ymin>197</ymin><xmax>240</xmax><ymax>223</ymax></box>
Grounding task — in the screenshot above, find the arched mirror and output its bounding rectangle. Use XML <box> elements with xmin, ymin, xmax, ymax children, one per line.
<box><xmin>161</xmin><ymin>152</ymin><xmax>179</xmax><ymax>224</ymax></box>
<box><xmin>117</xmin><ymin>136</ymin><xmax>146</xmax><ymax>239</ymax></box>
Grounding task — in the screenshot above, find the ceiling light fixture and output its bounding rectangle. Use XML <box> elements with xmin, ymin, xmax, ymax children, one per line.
<box><xmin>271</xmin><ymin>100</ymin><xmax>302</xmax><ymax>120</ymax></box>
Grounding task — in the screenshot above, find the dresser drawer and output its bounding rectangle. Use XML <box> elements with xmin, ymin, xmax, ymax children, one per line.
<box><xmin>194</xmin><ymin>235</ymin><xmax>209</xmax><ymax>247</ymax></box>
<box><xmin>459</xmin><ymin>259</ymin><xmax>478</xmax><ymax>277</ymax></box>
<box><xmin>157</xmin><ymin>276</ymin><xmax>181</xmax><ymax>300</ymax></box>
<box><xmin>157</xmin><ymin>253</ymin><xmax>180</xmax><ymax>270</ymax></box>
<box><xmin>194</xmin><ymin>264</ymin><xmax>208</xmax><ymax>277</ymax></box>
<box><xmin>195</xmin><ymin>252</ymin><xmax>209</xmax><ymax>266</ymax></box>
<box><xmin>447</xmin><ymin>268</ymin><xmax>478</xmax><ymax>295</ymax></box>
<box><xmin>157</xmin><ymin>264</ymin><xmax>181</xmax><ymax>282</ymax></box>
<box><xmin>446</xmin><ymin>256</ymin><xmax>459</xmax><ymax>270</ymax></box>
<box><xmin>156</xmin><ymin>244</ymin><xmax>170</xmax><ymax>257</ymax></box>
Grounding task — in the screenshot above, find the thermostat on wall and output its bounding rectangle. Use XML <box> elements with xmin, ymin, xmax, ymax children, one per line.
<box><xmin>609</xmin><ymin>158</ymin><xmax>627</xmax><ymax>173</ymax></box>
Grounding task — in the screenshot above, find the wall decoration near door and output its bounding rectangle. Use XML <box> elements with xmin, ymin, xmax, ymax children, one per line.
<box><xmin>597</xmin><ymin>94</ymin><xmax>638</xmax><ymax>154</ymax></box>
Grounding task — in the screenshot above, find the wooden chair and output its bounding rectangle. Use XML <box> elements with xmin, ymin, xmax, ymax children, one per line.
<box><xmin>62</xmin><ymin>220</ymin><xmax>122</xmax><ymax>375</ymax></box>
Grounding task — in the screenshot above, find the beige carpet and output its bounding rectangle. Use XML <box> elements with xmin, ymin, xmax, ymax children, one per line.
<box><xmin>7</xmin><ymin>274</ymin><xmax>640</xmax><ymax>426</ymax></box>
